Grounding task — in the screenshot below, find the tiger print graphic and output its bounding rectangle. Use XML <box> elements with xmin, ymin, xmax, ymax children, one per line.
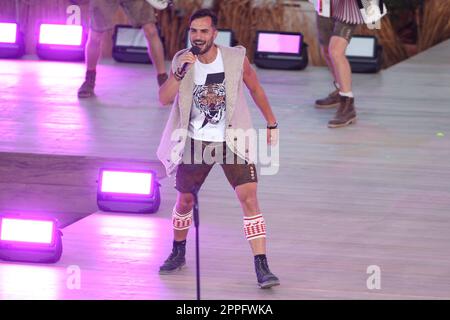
<box><xmin>192</xmin><ymin>72</ymin><xmax>226</xmax><ymax>129</ymax></box>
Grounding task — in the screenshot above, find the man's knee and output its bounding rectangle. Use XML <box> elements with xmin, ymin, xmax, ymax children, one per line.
<box><xmin>176</xmin><ymin>193</ymin><xmax>194</xmax><ymax>213</ymax></box>
<box><xmin>236</xmin><ymin>184</ymin><xmax>258</xmax><ymax>206</ymax></box>
<box><xmin>241</xmin><ymin>197</ymin><xmax>258</xmax><ymax>212</ymax></box>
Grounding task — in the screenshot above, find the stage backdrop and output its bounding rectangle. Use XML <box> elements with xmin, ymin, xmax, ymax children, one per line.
<box><xmin>0</xmin><ymin>0</ymin><xmax>327</xmax><ymax>65</ymax></box>
<box><xmin>1</xmin><ymin>0</ymin><xmax>448</xmax><ymax>68</ymax></box>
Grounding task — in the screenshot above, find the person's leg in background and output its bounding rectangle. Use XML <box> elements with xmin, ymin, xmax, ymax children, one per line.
<box><xmin>142</xmin><ymin>22</ymin><xmax>168</xmax><ymax>86</ymax></box>
<box><xmin>327</xmin><ymin>22</ymin><xmax>357</xmax><ymax>128</ymax></box>
<box><xmin>77</xmin><ymin>30</ymin><xmax>103</xmax><ymax>98</ymax></box>
<box><xmin>78</xmin><ymin>0</ymin><xmax>118</xmax><ymax>98</ymax></box>
<box><xmin>329</xmin><ymin>36</ymin><xmax>352</xmax><ymax>94</ymax></box>
<box><xmin>315</xmin><ymin>14</ymin><xmax>341</xmax><ymax>109</ymax></box>
<box><xmin>123</xmin><ymin>0</ymin><xmax>168</xmax><ymax>86</ymax></box>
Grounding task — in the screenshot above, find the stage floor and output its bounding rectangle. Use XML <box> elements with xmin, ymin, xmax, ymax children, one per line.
<box><xmin>0</xmin><ymin>40</ymin><xmax>450</xmax><ymax>299</ymax></box>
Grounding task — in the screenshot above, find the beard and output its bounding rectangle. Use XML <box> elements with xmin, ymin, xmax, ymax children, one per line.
<box><xmin>192</xmin><ymin>38</ymin><xmax>215</xmax><ymax>55</ymax></box>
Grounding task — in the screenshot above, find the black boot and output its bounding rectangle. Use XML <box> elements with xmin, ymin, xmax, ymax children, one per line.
<box><xmin>159</xmin><ymin>240</ymin><xmax>186</xmax><ymax>274</ymax></box>
<box><xmin>254</xmin><ymin>255</ymin><xmax>280</xmax><ymax>289</ymax></box>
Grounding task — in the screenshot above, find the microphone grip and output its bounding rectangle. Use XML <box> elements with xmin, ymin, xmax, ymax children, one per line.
<box><xmin>178</xmin><ymin>46</ymin><xmax>201</xmax><ymax>75</ymax></box>
<box><xmin>180</xmin><ymin>61</ymin><xmax>190</xmax><ymax>75</ymax></box>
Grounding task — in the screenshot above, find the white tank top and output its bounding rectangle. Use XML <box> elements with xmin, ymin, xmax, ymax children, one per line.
<box><xmin>188</xmin><ymin>49</ymin><xmax>226</xmax><ymax>142</ymax></box>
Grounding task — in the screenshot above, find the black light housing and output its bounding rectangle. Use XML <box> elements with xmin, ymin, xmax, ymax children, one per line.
<box><xmin>0</xmin><ymin>213</ymin><xmax>63</xmax><ymax>264</ymax></box>
<box><xmin>254</xmin><ymin>30</ymin><xmax>308</xmax><ymax>70</ymax></box>
<box><xmin>0</xmin><ymin>22</ymin><xmax>25</xmax><ymax>59</ymax></box>
<box><xmin>97</xmin><ymin>168</ymin><xmax>161</xmax><ymax>214</ymax></box>
<box><xmin>112</xmin><ymin>25</ymin><xmax>152</xmax><ymax>64</ymax></box>
<box><xmin>346</xmin><ymin>35</ymin><xmax>383</xmax><ymax>73</ymax></box>
<box><xmin>36</xmin><ymin>23</ymin><xmax>86</xmax><ymax>61</ymax></box>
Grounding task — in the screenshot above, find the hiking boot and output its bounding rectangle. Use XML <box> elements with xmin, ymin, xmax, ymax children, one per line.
<box><xmin>159</xmin><ymin>241</ymin><xmax>186</xmax><ymax>274</ymax></box>
<box><xmin>328</xmin><ymin>95</ymin><xmax>357</xmax><ymax>128</ymax></box>
<box><xmin>254</xmin><ymin>255</ymin><xmax>280</xmax><ymax>289</ymax></box>
<box><xmin>315</xmin><ymin>82</ymin><xmax>340</xmax><ymax>109</ymax></box>
<box><xmin>77</xmin><ymin>70</ymin><xmax>96</xmax><ymax>98</ymax></box>
<box><xmin>157</xmin><ymin>73</ymin><xmax>168</xmax><ymax>87</ymax></box>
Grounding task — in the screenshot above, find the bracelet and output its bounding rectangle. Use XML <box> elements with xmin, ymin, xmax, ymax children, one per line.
<box><xmin>174</xmin><ymin>70</ymin><xmax>184</xmax><ymax>81</ymax></box>
<box><xmin>267</xmin><ymin>122</ymin><xmax>278</xmax><ymax>129</ymax></box>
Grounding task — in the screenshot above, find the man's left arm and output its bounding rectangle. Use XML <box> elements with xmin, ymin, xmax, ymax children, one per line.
<box><xmin>243</xmin><ymin>56</ymin><xmax>278</xmax><ymax>145</ymax></box>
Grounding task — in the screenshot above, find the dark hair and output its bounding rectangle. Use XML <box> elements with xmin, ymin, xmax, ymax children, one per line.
<box><xmin>189</xmin><ymin>8</ymin><xmax>218</xmax><ymax>28</ymax></box>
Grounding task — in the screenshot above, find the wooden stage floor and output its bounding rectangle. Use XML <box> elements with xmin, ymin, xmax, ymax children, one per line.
<box><xmin>0</xmin><ymin>40</ymin><xmax>449</xmax><ymax>299</ymax></box>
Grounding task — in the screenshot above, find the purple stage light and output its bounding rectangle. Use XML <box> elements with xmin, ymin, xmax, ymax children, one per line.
<box><xmin>0</xmin><ymin>214</ymin><xmax>63</xmax><ymax>263</ymax></box>
<box><xmin>0</xmin><ymin>22</ymin><xmax>25</xmax><ymax>59</ymax></box>
<box><xmin>97</xmin><ymin>169</ymin><xmax>161</xmax><ymax>213</ymax></box>
<box><xmin>257</xmin><ymin>32</ymin><xmax>301</xmax><ymax>54</ymax></box>
<box><xmin>0</xmin><ymin>22</ymin><xmax>17</xmax><ymax>43</ymax></box>
<box><xmin>36</xmin><ymin>23</ymin><xmax>85</xmax><ymax>61</ymax></box>
<box><xmin>101</xmin><ymin>170</ymin><xmax>154</xmax><ymax>195</ymax></box>
<box><xmin>38</xmin><ymin>24</ymin><xmax>83</xmax><ymax>46</ymax></box>
<box><xmin>1</xmin><ymin>218</ymin><xmax>54</xmax><ymax>244</ymax></box>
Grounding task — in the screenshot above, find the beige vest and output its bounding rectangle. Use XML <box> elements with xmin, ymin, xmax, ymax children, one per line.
<box><xmin>157</xmin><ymin>45</ymin><xmax>254</xmax><ymax>176</ymax></box>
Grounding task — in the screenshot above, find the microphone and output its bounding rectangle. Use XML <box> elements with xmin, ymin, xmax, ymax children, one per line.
<box><xmin>180</xmin><ymin>46</ymin><xmax>201</xmax><ymax>75</ymax></box>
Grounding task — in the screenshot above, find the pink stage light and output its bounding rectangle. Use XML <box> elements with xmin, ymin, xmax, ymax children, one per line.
<box><xmin>257</xmin><ymin>33</ymin><xmax>301</xmax><ymax>54</ymax></box>
<box><xmin>0</xmin><ymin>218</ymin><xmax>54</xmax><ymax>244</ymax></box>
<box><xmin>38</xmin><ymin>24</ymin><xmax>83</xmax><ymax>46</ymax></box>
<box><xmin>0</xmin><ymin>22</ymin><xmax>17</xmax><ymax>43</ymax></box>
<box><xmin>100</xmin><ymin>170</ymin><xmax>154</xmax><ymax>195</ymax></box>
<box><xmin>97</xmin><ymin>169</ymin><xmax>160</xmax><ymax>213</ymax></box>
<box><xmin>0</xmin><ymin>215</ymin><xmax>63</xmax><ymax>263</ymax></box>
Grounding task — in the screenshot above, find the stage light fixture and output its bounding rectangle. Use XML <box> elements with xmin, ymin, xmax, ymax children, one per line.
<box><xmin>254</xmin><ymin>31</ymin><xmax>308</xmax><ymax>70</ymax></box>
<box><xmin>97</xmin><ymin>169</ymin><xmax>161</xmax><ymax>213</ymax></box>
<box><xmin>346</xmin><ymin>35</ymin><xmax>383</xmax><ymax>73</ymax></box>
<box><xmin>36</xmin><ymin>23</ymin><xmax>85</xmax><ymax>61</ymax></box>
<box><xmin>112</xmin><ymin>25</ymin><xmax>152</xmax><ymax>64</ymax></box>
<box><xmin>0</xmin><ymin>214</ymin><xmax>63</xmax><ymax>263</ymax></box>
<box><xmin>186</xmin><ymin>28</ymin><xmax>235</xmax><ymax>49</ymax></box>
<box><xmin>0</xmin><ymin>22</ymin><xmax>25</xmax><ymax>59</ymax></box>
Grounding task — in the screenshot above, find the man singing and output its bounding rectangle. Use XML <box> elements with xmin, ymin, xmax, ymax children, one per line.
<box><xmin>156</xmin><ymin>9</ymin><xmax>280</xmax><ymax>289</ymax></box>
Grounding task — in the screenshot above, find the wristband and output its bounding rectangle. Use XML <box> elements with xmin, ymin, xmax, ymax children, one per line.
<box><xmin>174</xmin><ymin>70</ymin><xmax>184</xmax><ymax>81</ymax></box>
